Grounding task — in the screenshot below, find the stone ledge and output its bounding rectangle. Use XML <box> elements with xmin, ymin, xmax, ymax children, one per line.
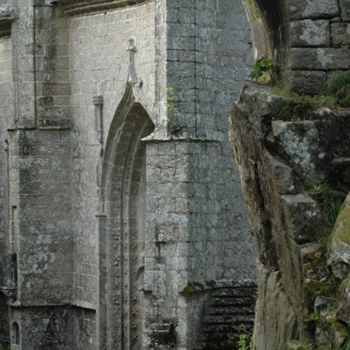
<box><xmin>59</xmin><ymin>0</ymin><xmax>149</xmax><ymax>16</ymax></box>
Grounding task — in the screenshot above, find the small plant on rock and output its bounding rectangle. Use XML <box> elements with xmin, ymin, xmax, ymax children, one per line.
<box><xmin>249</xmin><ymin>57</ymin><xmax>276</xmax><ymax>85</ymax></box>
<box><xmin>306</xmin><ymin>311</ymin><xmax>321</xmax><ymax>322</ymax></box>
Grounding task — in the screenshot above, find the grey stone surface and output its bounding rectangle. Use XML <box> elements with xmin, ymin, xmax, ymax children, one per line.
<box><xmin>331</xmin><ymin>22</ymin><xmax>350</xmax><ymax>46</ymax></box>
<box><xmin>339</xmin><ymin>0</ymin><xmax>350</xmax><ymax>20</ymax></box>
<box><xmin>289</xmin><ymin>47</ymin><xmax>350</xmax><ymax>70</ymax></box>
<box><xmin>281</xmin><ymin>194</ymin><xmax>322</xmax><ymax>243</ymax></box>
<box><xmin>1</xmin><ymin>0</ymin><xmax>350</xmax><ymax>348</ymax></box>
<box><xmin>286</xmin><ymin>70</ymin><xmax>327</xmax><ymax>95</ymax></box>
<box><xmin>290</xmin><ymin>20</ymin><xmax>330</xmax><ymax>47</ymax></box>
<box><xmin>272</xmin><ymin>120</ymin><xmax>322</xmax><ymax>180</ymax></box>
<box><xmin>267</xmin><ymin>154</ymin><xmax>297</xmax><ymax>194</ymax></box>
<box><xmin>288</xmin><ymin>0</ymin><xmax>340</xmax><ymax>19</ymax></box>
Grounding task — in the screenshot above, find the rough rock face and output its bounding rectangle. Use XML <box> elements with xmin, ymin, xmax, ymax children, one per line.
<box><xmin>230</xmin><ymin>83</ymin><xmax>350</xmax><ymax>350</ymax></box>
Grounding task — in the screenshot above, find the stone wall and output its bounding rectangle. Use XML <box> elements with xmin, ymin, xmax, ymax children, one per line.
<box><xmin>165</xmin><ymin>0</ymin><xmax>253</xmax><ymax>138</ymax></box>
<box><xmin>68</xmin><ymin>0</ymin><xmax>156</xmax><ymax>309</ymax></box>
<box><xmin>0</xmin><ymin>35</ymin><xmax>13</xmax><ymax>284</ymax></box>
<box><xmin>0</xmin><ymin>0</ymin><xmax>258</xmax><ymax>349</ymax></box>
<box><xmin>0</xmin><ymin>30</ymin><xmax>14</xmax><ymax>350</ymax></box>
<box><xmin>9</xmin><ymin>129</ymin><xmax>73</xmax><ymax>304</ymax></box>
<box><xmin>142</xmin><ymin>1</ymin><xmax>257</xmax><ymax>347</ymax></box>
<box><xmin>243</xmin><ymin>0</ymin><xmax>350</xmax><ymax>94</ymax></box>
<box><xmin>287</xmin><ymin>0</ymin><xmax>350</xmax><ymax>94</ymax></box>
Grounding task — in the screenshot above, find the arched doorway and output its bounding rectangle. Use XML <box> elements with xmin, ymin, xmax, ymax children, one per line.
<box><xmin>99</xmin><ymin>92</ymin><xmax>154</xmax><ymax>350</ymax></box>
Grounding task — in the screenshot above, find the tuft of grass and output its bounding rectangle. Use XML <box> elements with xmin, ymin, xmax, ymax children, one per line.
<box><xmin>303</xmin><ymin>181</ymin><xmax>344</xmax><ymax>242</ymax></box>
<box><xmin>237</xmin><ymin>333</ymin><xmax>250</xmax><ymax>350</ymax></box>
<box><xmin>271</xmin><ymin>87</ymin><xmax>339</xmax><ymax>120</ymax></box>
<box><xmin>304</xmin><ymin>180</ymin><xmax>342</xmax><ymax>212</ymax></box>
<box><xmin>324</xmin><ymin>71</ymin><xmax>350</xmax><ymax>108</ymax></box>
<box><xmin>336</xmin><ymin>85</ymin><xmax>350</xmax><ymax>108</ymax></box>
<box><xmin>321</xmin><ymin>196</ymin><xmax>343</xmax><ymax>231</ymax></box>
<box><xmin>305</xmin><ymin>280</ymin><xmax>337</xmax><ymax>297</ymax></box>
<box><xmin>270</xmin><ymin>72</ymin><xmax>350</xmax><ymax>121</ymax></box>
<box><xmin>306</xmin><ymin>311</ymin><xmax>321</xmax><ymax>322</ymax></box>
<box><xmin>324</xmin><ymin>71</ymin><xmax>350</xmax><ymax>95</ymax></box>
<box><xmin>277</xmin><ymin>97</ymin><xmax>317</xmax><ymax>120</ymax></box>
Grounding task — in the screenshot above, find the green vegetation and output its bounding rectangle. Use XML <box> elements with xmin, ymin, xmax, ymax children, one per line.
<box><xmin>288</xmin><ymin>342</ymin><xmax>311</xmax><ymax>350</ymax></box>
<box><xmin>267</xmin><ymin>71</ymin><xmax>350</xmax><ymax>120</ymax></box>
<box><xmin>237</xmin><ymin>333</ymin><xmax>250</xmax><ymax>350</ymax></box>
<box><xmin>324</xmin><ymin>72</ymin><xmax>350</xmax><ymax>108</ymax></box>
<box><xmin>167</xmin><ymin>85</ymin><xmax>183</xmax><ymax>135</ymax></box>
<box><xmin>303</xmin><ymin>181</ymin><xmax>344</xmax><ymax>242</ymax></box>
<box><xmin>249</xmin><ymin>57</ymin><xmax>276</xmax><ymax>85</ymax></box>
<box><xmin>331</xmin><ymin>207</ymin><xmax>350</xmax><ymax>244</ymax></box>
<box><xmin>305</xmin><ymin>280</ymin><xmax>337</xmax><ymax>297</ymax></box>
<box><xmin>317</xmin><ymin>341</ymin><xmax>350</xmax><ymax>350</ymax></box>
<box><xmin>167</xmin><ymin>118</ymin><xmax>182</xmax><ymax>135</ymax></box>
<box><xmin>167</xmin><ymin>85</ymin><xmax>175</xmax><ymax>116</ymax></box>
<box><xmin>271</xmin><ymin>87</ymin><xmax>338</xmax><ymax>120</ymax></box>
<box><xmin>306</xmin><ymin>311</ymin><xmax>321</xmax><ymax>322</ymax></box>
<box><xmin>318</xmin><ymin>192</ymin><xmax>344</xmax><ymax>242</ymax></box>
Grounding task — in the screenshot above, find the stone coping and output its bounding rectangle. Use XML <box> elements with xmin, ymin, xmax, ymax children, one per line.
<box><xmin>60</xmin><ymin>0</ymin><xmax>149</xmax><ymax>16</ymax></box>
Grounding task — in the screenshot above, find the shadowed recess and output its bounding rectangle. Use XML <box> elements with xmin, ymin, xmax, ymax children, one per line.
<box><xmin>242</xmin><ymin>0</ymin><xmax>288</xmax><ymax>66</ymax></box>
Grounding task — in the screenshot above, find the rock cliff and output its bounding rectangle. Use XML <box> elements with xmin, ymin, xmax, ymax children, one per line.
<box><xmin>230</xmin><ymin>83</ymin><xmax>350</xmax><ymax>350</ymax></box>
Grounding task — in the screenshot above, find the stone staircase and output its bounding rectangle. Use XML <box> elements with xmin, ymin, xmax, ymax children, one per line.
<box><xmin>195</xmin><ymin>286</ymin><xmax>257</xmax><ymax>350</ymax></box>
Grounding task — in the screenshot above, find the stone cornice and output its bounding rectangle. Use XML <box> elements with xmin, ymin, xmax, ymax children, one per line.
<box><xmin>59</xmin><ymin>0</ymin><xmax>149</xmax><ymax>16</ymax></box>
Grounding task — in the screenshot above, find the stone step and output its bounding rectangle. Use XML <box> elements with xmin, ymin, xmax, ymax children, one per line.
<box><xmin>195</xmin><ymin>286</ymin><xmax>256</xmax><ymax>350</ymax></box>
<box><xmin>208</xmin><ymin>296</ymin><xmax>256</xmax><ymax>307</ymax></box>
<box><xmin>210</xmin><ymin>287</ymin><xmax>257</xmax><ymax>298</ymax></box>
<box><xmin>203</xmin><ymin>314</ymin><xmax>255</xmax><ymax>324</ymax></box>
<box><xmin>205</xmin><ymin>305</ymin><xmax>255</xmax><ymax>316</ymax></box>
<box><xmin>203</xmin><ymin>320</ymin><xmax>254</xmax><ymax>333</ymax></box>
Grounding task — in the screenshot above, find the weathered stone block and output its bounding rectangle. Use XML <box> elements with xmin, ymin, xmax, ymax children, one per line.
<box><xmin>289</xmin><ymin>47</ymin><xmax>350</xmax><ymax>70</ymax></box>
<box><xmin>288</xmin><ymin>0</ymin><xmax>340</xmax><ymax>19</ymax></box>
<box><xmin>328</xmin><ymin>206</ymin><xmax>350</xmax><ymax>279</ymax></box>
<box><xmin>290</xmin><ymin>19</ymin><xmax>330</xmax><ymax>46</ymax></box>
<box><xmin>286</xmin><ymin>70</ymin><xmax>327</xmax><ymax>95</ymax></box>
<box><xmin>267</xmin><ymin>154</ymin><xmax>297</xmax><ymax>194</ymax></box>
<box><xmin>331</xmin><ymin>22</ymin><xmax>350</xmax><ymax>46</ymax></box>
<box><xmin>282</xmin><ymin>194</ymin><xmax>322</xmax><ymax>243</ymax></box>
<box><xmin>339</xmin><ymin>0</ymin><xmax>350</xmax><ymax>20</ymax></box>
<box><xmin>272</xmin><ymin>120</ymin><xmax>320</xmax><ymax>180</ymax></box>
<box><xmin>337</xmin><ymin>275</ymin><xmax>350</xmax><ymax>326</ymax></box>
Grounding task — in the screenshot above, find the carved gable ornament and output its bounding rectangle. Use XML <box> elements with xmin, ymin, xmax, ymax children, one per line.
<box><xmin>59</xmin><ymin>0</ymin><xmax>148</xmax><ymax>15</ymax></box>
<box><xmin>127</xmin><ymin>38</ymin><xmax>142</xmax><ymax>87</ymax></box>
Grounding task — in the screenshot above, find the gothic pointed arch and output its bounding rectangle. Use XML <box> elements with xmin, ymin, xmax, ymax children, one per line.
<box><xmin>242</xmin><ymin>0</ymin><xmax>288</xmax><ymax>65</ymax></box>
<box><xmin>98</xmin><ymin>85</ymin><xmax>154</xmax><ymax>350</ymax></box>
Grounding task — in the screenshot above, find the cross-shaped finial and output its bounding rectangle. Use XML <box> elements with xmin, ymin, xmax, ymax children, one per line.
<box><xmin>127</xmin><ymin>38</ymin><xmax>138</xmax><ymax>85</ymax></box>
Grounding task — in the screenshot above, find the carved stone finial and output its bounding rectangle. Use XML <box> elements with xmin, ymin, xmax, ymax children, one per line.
<box><xmin>127</xmin><ymin>38</ymin><xmax>142</xmax><ymax>87</ymax></box>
